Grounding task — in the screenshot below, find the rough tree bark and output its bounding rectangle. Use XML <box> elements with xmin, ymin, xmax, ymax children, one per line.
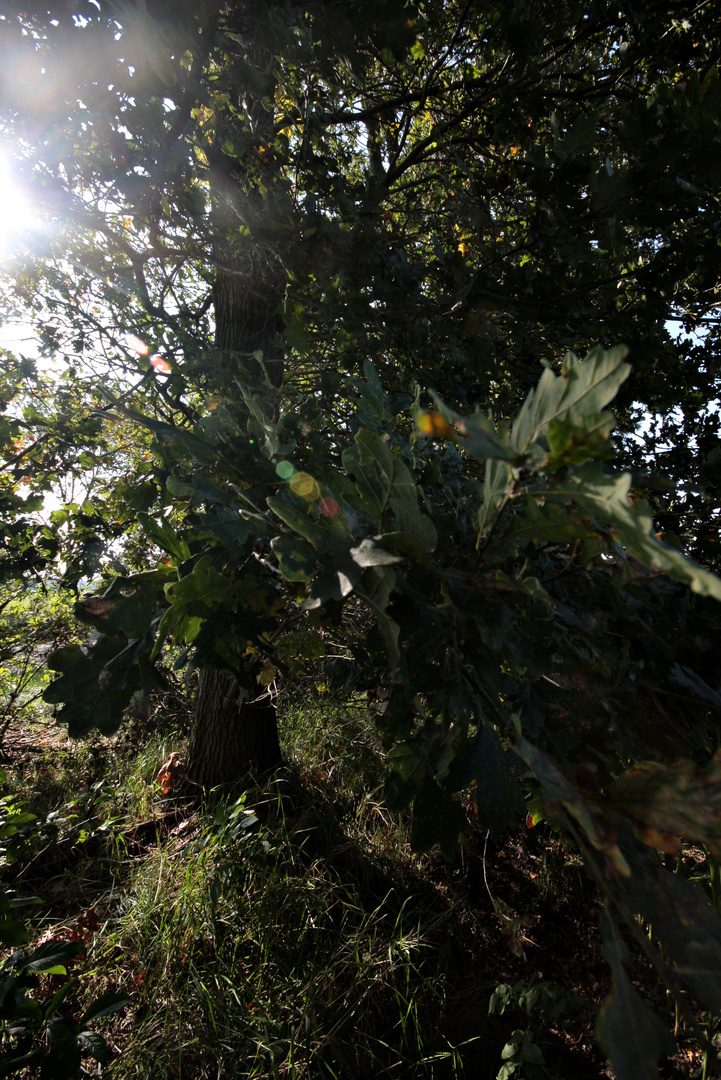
<box><xmin>187</xmin><ymin>669</ymin><xmax>282</xmax><ymax>789</ymax></box>
<box><xmin>185</xmin><ymin>16</ymin><xmax>284</xmax><ymax>787</ymax></box>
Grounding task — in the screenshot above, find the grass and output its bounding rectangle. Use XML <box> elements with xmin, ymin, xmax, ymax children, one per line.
<box><xmin>98</xmin><ymin>822</ymin><xmax>463</xmax><ymax>1078</ymax></box>
<box><xmin>2</xmin><ymin>690</ymin><xmax>711</xmax><ymax>1079</ymax></box>
<box><xmin>85</xmin><ymin>700</ymin><xmax>479</xmax><ymax>1078</ymax></box>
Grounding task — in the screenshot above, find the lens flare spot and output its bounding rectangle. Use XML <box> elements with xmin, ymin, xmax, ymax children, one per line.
<box><xmin>416</xmin><ymin>411</ymin><xmax>454</xmax><ymax>438</ymax></box>
<box><xmin>276</xmin><ymin>461</ymin><xmax>295</xmax><ymax>480</ymax></box>
<box><xmin>290</xmin><ymin>472</ymin><xmax>320</xmax><ymax>500</ymax></box>
<box><xmin>318</xmin><ymin>496</ymin><xmax>339</xmax><ymax>518</ymax></box>
<box><xmin>150</xmin><ymin>354</ymin><xmax>171</xmax><ymax>373</ymax></box>
<box><xmin>124</xmin><ymin>333</ymin><xmax>149</xmax><ymax>356</ymax></box>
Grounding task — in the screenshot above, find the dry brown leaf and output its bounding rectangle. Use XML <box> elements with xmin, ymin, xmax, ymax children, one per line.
<box><xmin>156</xmin><ymin>752</ymin><xmax>184</xmax><ymax>794</ymax></box>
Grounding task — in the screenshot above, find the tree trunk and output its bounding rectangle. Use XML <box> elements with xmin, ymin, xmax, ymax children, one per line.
<box><xmin>186</xmin><ymin>19</ymin><xmax>284</xmax><ymax>788</ymax></box>
<box><xmin>187</xmin><ymin>669</ymin><xmax>282</xmax><ymax>788</ymax></box>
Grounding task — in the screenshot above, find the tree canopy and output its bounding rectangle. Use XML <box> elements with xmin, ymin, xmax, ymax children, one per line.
<box><xmin>2</xmin><ymin>1</ymin><xmax>721</xmax><ymax>1075</ymax></box>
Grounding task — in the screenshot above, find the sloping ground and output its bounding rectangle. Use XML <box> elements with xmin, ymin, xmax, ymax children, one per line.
<box><xmin>0</xmin><ymin>704</ymin><xmax>711</xmax><ymax>1079</ymax></box>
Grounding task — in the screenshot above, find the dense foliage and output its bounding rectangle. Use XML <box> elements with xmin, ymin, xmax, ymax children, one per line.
<box><xmin>1</xmin><ymin>1</ymin><xmax>721</xmax><ymax>1075</ymax></box>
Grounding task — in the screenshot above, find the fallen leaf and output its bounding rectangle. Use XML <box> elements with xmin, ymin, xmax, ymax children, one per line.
<box><xmin>156</xmin><ymin>752</ymin><xmax>184</xmax><ymax>794</ymax></box>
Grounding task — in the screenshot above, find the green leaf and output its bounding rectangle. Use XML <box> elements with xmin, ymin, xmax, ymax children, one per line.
<box><xmin>477</xmin><ymin>459</ymin><xmax>514</xmax><ymax>541</ymax></box>
<box><xmin>285</xmin><ymin>304</ymin><xmax>310</xmax><ymax>354</ymax></box>
<box><xmin>167</xmin><ymin>475</ymin><xmax>231</xmax><ymax>507</ymax></box>
<box><xmin>165</xmin><ymin>475</ymin><xmax>197</xmax><ymax>500</ymax></box>
<box><xmin>379</xmin><ymin>529</ymin><xmax>437</xmax><ymax>560</ymax></box>
<box><xmin>560</xmin><ymin>112</ymin><xmax>598</xmax><ymax>159</ymax></box>
<box><xmin>342</xmin><ymin>444</ymin><xmax>385</xmax><ymax>523</ymax></box>
<box><xmin>385</xmin><ymin>740</ymin><xmax>429</xmax><ymax>810</ymax></box>
<box><xmin>445</xmin><ymin>721</ymin><xmax>524</xmax><ymax>838</ymax></box>
<box><xmin>22</xmin><ymin>941</ymin><xmax>83</xmax><ymax>975</ymax></box>
<box><xmin>137</xmin><ymin>512</ymin><xmax>191</xmax><ymax>562</ymax></box>
<box><xmin>121</xmin><ymin>480</ymin><xmax>158</xmax><ymax>511</ymax></box>
<box><xmin>596</xmin><ymin>911</ymin><xmax>675</xmax><ymax>1080</ymax></box>
<box><xmin>271</xmin><ymin>535</ymin><xmax>316</xmax><ymax>582</ymax></box>
<box><xmin>521</xmin><ymin>1039</ymin><xmax>544</xmax><ymax>1065</ymax></box>
<box><xmin>303</xmin><ymin>561</ymin><xmax>358</xmax><ymax>607</ymax></box>
<box><xmin>77</xmin><ymin>1033</ymin><xmax>111</xmax><ymax>1065</ymax></box>
<box><xmin>110</xmin><ymin>407</ymin><xmax>216</xmax><ymax>465</ymax></box>
<box><xmin>596</xmin><ymin>975</ymin><xmax>673</xmax><ymax>1080</ymax></box>
<box><xmin>199</xmin><ymin>509</ymin><xmax>255</xmax><ymax>549</ymax></box>
<box><xmin>164</xmin><ymin>557</ymin><xmax>230</xmax><ymax>617</ymax></box>
<box><xmin>546</xmin><ymin>411</ymin><xmax>615</xmax><ymax>470</ymax></box>
<box><xmin>544</xmin><ymin>463</ymin><xmax>721</xmax><ymax>600</ymax></box>
<box><xmin>613</xmin><ymin>841</ymin><xmax>721</xmax><ymax>1013</ymax></box>
<box><xmin>487</xmin><ymin>498</ymin><xmax>597</xmax><ymax>558</ymax></box>
<box><xmin>45</xmin><ymin>1017</ymin><xmax>82</xmax><ymax>1080</ymax></box>
<box><xmin>75</xmin><ymin>580</ymin><xmax>156</xmax><ymax>640</ymax></box>
<box><xmin>45</xmin><ymin>644</ymin><xmax>86</xmax><ymax>677</ymax></box>
<box><xmin>43</xmin><ymin>978</ymin><xmax>78</xmax><ymax>1022</ymax></box>
<box><xmin>44</xmin><ymin>637</ymin><xmax>141</xmax><ymax>737</ymax></box>
<box><xmin>0</xmin><ymin>811</ymin><xmax>36</xmax><ymax>829</ymax></box>
<box><xmin>346</xmin><ymin>431</ymin><xmax>436</xmax><ymax>552</ymax></box>
<box><xmin>356</xmin><ymin>358</ymin><xmax>386</xmax><ymax>430</ymax></box>
<box><xmin>0</xmin><ymin>1049</ymin><xmax>42</xmax><ymax>1076</ymax></box>
<box><xmin>244</xmin><ymin>393</ymin><xmax>284</xmax><ymax>459</ymax></box>
<box><xmin>80</xmin><ymin>989</ymin><xmax>130</xmax><ymax>1025</ymax></box>
<box><xmin>355</xmin><ymin>565</ymin><xmax>400</xmax><ymax>669</ymax></box>
<box><xmin>510</xmin><ymin>346</ymin><xmax>630</xmax><ymax>456</ymax></box>
<box><xmin>0</xmin><ymin>920</ymin><xmax>29</xmax><ymax>948</ymax></box>
<box><xmin>355</xmin><ymin>429</ymin><xmax>398</xmax><ymax>492</ymax></box>
<box><xmin>303</xmin><ymin>539</ymin><xmax>401</xmax><ymax>609</ymax></box>
<box><xmin>268</xmin><ymin>494</ymin><xmax>347</xmax><ymax>553</ymax></box>
<box><xmin>410</xmin><ymin>775</ymin><xmax>466</xmax><ymax>859</ymax></box>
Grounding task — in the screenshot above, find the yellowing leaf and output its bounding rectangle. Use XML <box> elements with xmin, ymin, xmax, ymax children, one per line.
<box><xmin>258</xmin><ymin>662</ymin><xmax>277</xmax><ymax>687</ymax></box>
<box><xmin>606</xmin><ymin>751</ymin><xmax>721</xmax><ymax>859</ymax></box>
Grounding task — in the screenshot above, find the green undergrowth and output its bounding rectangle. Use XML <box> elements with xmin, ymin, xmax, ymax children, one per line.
<box><xmin>2</xmin><ymin>697</ymin><xmax>712</xmax><ymax>1078</ymax></box>
<box><xmin>0</xmin><ymin>587</ymin><xmax>77</xmax><ymax>751</ymax></box>
<box><xmin>91</xmin><ymin>701</ymin><xmax>486</xmax><ymax>1078</ymax></box>
<box><xmin>94</xmin><ymin>793</ymin><xmax>476</xmax><ymax>1078</ymax></box>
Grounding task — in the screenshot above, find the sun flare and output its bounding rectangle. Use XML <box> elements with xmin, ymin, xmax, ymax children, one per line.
<box><xmin>0</xmin><ymin>146</ymin><xmax>39</xmax><ymax>256</ymax></box>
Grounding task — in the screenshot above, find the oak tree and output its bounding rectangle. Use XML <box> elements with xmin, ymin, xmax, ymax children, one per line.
<box><xmin>2</xmin><ymin>3</ymin><xmax>721</xmax><ymax>1074</ymax></box>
